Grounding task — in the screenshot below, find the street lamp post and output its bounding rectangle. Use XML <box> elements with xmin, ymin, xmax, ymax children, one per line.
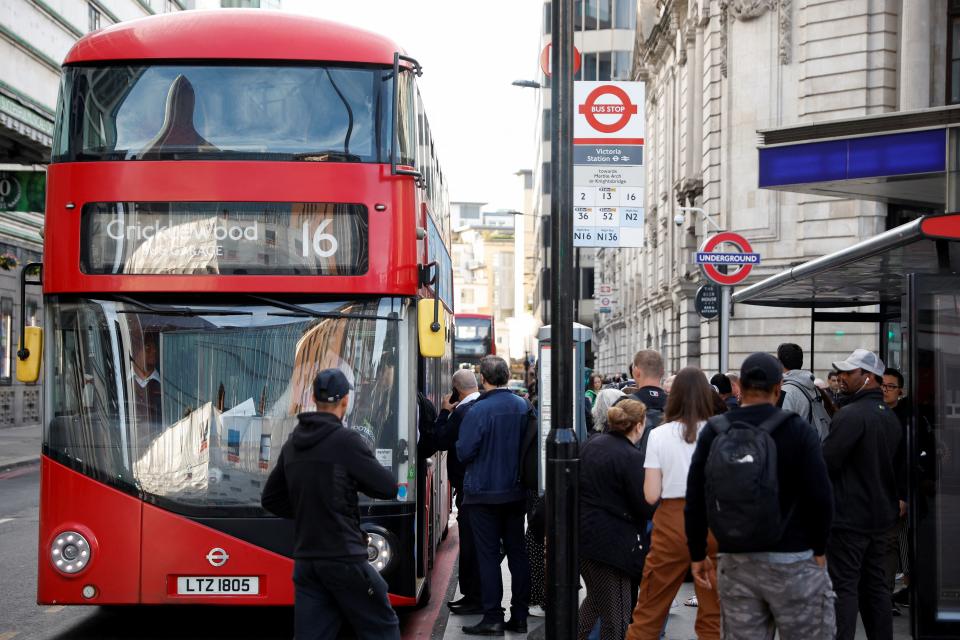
<box><xmin>547</xmin><ymin>1</ymin><xmax>578</xmax><ymax>638</ymax></box>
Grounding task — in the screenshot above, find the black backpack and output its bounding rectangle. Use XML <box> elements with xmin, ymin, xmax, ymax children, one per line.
<box><xmin>518</xmin><ymin>407</ymin><xmax>539</xmax><ymax>491</ymax></box>
<box><xmin>704</xmin><ymin>411</ymin><xmax>791</xmax><ymax>551</ymax></box>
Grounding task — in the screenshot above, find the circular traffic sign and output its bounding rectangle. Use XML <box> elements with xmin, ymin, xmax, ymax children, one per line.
<box><xmin>699</xmin><ymin>231</ymin><xmax>757</xmax><ymax>286</ymax></box>
<box><xmin>577</xmin><ymin>85</ymin><xmax>639</xmax><ymax>134</ymax></box>
<box><xmin>540</xmin><ymin>44</ymin><xmax>582</xmax><ymax>78</ymax></box>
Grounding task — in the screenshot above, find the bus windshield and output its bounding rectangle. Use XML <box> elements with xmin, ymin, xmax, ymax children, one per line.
<box><xmin>53</xmin><ymin>64</ymin><xmax>393</xmax><ymax>162</ymax></box>
<box><xmin>44</xmin><ymin>296</ymin><xmax>413</xmax><ymax>516</ymax></box>
<box><xmin>455</xmin><ymin>317</ymin><xmax>491</xmax><ymax>341</ymax></box>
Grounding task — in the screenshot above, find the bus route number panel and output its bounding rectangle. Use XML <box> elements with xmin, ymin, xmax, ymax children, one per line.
<box><xmin>80</xmin><ymin>201</ymin><xmax>369</xmax><ymax>276</ymax></box>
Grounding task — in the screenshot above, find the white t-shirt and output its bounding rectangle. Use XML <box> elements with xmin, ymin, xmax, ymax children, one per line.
<box><xmin>643</xmin><ymin>420</ymin><xmax>706</xmax><ymax>499</ymax></box>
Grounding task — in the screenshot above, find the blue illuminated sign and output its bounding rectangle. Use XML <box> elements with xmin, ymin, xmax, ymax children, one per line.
<box><xmin>759</xmin><ymin>129</ymin><xmax>946</xmax><ymax>188</ymax></box>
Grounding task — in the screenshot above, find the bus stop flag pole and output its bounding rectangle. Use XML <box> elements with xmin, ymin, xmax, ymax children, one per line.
<box><xmin>547</xmin><ymin>0</ymin><xmax>579</xmax><ymax>637</ymax></box>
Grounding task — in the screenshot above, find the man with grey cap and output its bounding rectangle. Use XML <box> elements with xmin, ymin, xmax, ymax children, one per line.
<box><xmin>262</xmin><ymin>368</ymin><xmax>399</xmax><ymax>640</ymax></box>
<box><xmin>685</xmin><ymin>352</ymin><xmax>835</xmax><ymax>639</ymax></box>
<box><xmin>823</xmin><ymin>349</ymin><xmax>905</xmax><ymax>640</ymax></box>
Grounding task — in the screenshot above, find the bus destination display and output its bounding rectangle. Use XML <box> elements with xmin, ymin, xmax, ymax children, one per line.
<box><xmin>81</xmin><ymin>202</ymin><xmax>369</xmax><ymax>276</ymax></box>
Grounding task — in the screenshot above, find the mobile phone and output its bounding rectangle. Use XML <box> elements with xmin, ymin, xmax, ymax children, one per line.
<box><xmin>449</xmin><ymin>388</ymin><xmax>460</xmax><ymax>403</ymax></box>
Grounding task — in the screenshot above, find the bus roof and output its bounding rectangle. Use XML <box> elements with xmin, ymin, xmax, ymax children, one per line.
<box><xmin>64</xmin><ymin>10</ymin><xmax>403</xmax><ymax>66</ymax></box>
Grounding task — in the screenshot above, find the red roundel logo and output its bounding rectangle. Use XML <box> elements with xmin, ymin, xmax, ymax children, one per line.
<box><xmin>577</xmin><ymin>85</ymin><xmax>639</xmax><ymax>134</ymax></box>
<box><xmin>697</xmin><ymin>232</ymin><xmax>759</xmax><ymax>286</ymax></box>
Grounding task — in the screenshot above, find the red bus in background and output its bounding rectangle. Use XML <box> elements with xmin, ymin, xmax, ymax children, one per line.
<box><xmin>454</xmin><ymin>313</ymin><xmax>495</xmax><ymax>369</ymax></box>
<box><xmin>29</xmin><ymin>11</ymin><xmax>453</xmax><ymax>608</ymax></box>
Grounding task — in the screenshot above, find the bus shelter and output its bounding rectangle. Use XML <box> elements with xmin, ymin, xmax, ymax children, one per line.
<box><xmin>732</xmin><ymin>213</ymin><xmax>960</xmax><ymax>639</ymax></box>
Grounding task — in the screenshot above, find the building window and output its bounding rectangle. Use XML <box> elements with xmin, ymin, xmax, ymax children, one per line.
<box><xmin>597</xmin><ymin>0</ymin><xmax>612</xmax><ymax>29</ymax></box>
<box><xmin>542</xmin><ymin>161</ymin><xmax>551</xmax><ymax>195</ymax></box>
<box><xmin>614</xmin><ymin>0</ymin><xmax>635</xmax><ymax>29</ymax></box>
<box><xmin>542</xmin><ymin>108</ymin><xmax>551</xmax><ymax>141</ymax></box>
<box><xmin>950</xmin><ymin>1</ymin><xmax>960</xmax><ymax>104</ymax></box>
<box><xmin>613</xmin><ymin>50</ymin><xmax>632</xmax><ymax>80</ymax></box>
<box><xmin>544</xmin><ymin>1</ymin><xmax>551</xmax><ymax>35</ymax></box>
<box><xmin>88</xmin><ymin>3</ymin><xmax>102</xmax><ymax>32</ymax></box>
<box><xmin>574</xmin><ymin>0</ymin><xmax>584</xmax><ymax>31</ymax></box>
<box><xmin>583</xmin><ymin>52</ymin><xmax>598</xmax><ymax>81</ymax></box>
<box><xmin>0</xmin><ymin>298</ymin><xmax>11</xmax><ymax>384</ymax></box>
<box><xmin>598</xmin><ymin>51</ymin><xmax>612</xmax><ymax>81</ymax></box>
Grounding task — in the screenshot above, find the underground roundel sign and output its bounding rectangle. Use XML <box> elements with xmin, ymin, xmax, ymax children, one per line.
<box><xmin>695</xmin><ymin>232</ymin><xmax>761</xmax><ymax>286</ymax></box>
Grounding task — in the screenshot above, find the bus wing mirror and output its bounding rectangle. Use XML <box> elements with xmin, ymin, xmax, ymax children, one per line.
<box><xmin>17</xmin><ymin>326</ymin><xmax>43</xmax><ymax>383</ymax></box>
<box><xmin>16</xmin><ymin>262</ymin><xmax>43</xmax><ymax>383</ymax></box>
<box><xmin>418</xmin><ymin>299</ymin><xmax>445</xmax><ymax>358</ymax></box>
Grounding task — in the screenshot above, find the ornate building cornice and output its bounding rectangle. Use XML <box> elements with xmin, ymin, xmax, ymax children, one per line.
<box><xmin>779</xmin><ymin>0</ymin><xmax>792</xmax><ymax>64</ymax></box>
<box><xmin>720</xmin><ymin>0</ymin><xmax>789</xmax><ymax>77</ymax></box>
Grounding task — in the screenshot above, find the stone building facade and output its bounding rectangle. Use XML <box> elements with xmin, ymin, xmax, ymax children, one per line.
<box><xmin>0</xmin><ymin>0</ymin><xmax>187</xmax><ymax>430</ymax></box>
<box><xmin>594</xmin><ymin>0</ymin><xmax>945</xmax><ymax>377</ymax></box>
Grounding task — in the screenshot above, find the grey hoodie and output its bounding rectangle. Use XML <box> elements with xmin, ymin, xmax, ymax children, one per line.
<box><xmin>781</xmin><ymin>369</ymin><xmax>818</xmax><ymax>421</ymax></box>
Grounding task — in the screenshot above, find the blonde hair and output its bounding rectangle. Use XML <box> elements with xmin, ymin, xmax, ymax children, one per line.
<box><xmin>606</xmin><ymin>399</ymin><xmax>647</xmax><ymax>435</ymax></box>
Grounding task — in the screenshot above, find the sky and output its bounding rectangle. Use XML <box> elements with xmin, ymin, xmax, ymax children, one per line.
<box><xmin>283</xmin><ymin>0</ymin><xmax>544</xmax><ymax>212</ymax></box>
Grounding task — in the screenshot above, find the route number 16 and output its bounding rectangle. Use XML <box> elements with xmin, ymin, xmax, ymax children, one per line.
<box><xmin>302</xmin><ymin>220</ymin><xmax>339</xmax><ymax>258</ymax></box>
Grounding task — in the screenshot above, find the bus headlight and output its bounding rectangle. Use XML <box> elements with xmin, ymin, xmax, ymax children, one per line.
<box><xmin>364</xmin><ymin>528</ymin><xmax>394</xmax><ymax>573</ymax></box>
<box><xmin>51</xmin><ymin>531</ymin><xmax>92</xmax><ymax>575</ymax></box>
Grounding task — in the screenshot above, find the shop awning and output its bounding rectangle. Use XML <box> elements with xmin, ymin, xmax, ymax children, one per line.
<box><xmin>732</xmin><ymin>214</ymin><xmax>960</xmax><ymax>308</ymax></box>
<box><xmin>756</xmin><ymin>105</ymin><xmax>960</xmax><ymax>207</ymax></box>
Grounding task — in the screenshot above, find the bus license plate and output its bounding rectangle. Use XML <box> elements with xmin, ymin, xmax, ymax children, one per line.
<box><xmin>176</xmin><ymin>576</ymin><xmax>259</xmax><ymax>595</ymax></box>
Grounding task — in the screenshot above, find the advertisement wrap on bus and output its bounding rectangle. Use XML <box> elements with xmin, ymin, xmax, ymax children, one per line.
<box><xmin>19</xmin><ymin>10</ymin><xmax>452</xmax><ymax>608</ymax></box>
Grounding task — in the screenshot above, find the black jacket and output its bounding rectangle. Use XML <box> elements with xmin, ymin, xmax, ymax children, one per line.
<box><xmin>261</xmin><ymin>411</ymin><xmax>396</xmax><ymax>561</ymax></box>
<box><xmin>418</xmin><ymin>396</ymin><xmax>479</xmax><ymax>492</ymax></box>
<box><xmin>579</xmin><ymin>431</ymin><xmax>655</xmax><ymax>577</ymax></box>
<box><xmin>685</xmin><ymin>403</ymin><xmax>834</xmax><ymax>561</ymax></box>
<box><xmin>822</xmin><ymin>387</ymin><xmax>905</xmax><ymax>533</ymax></box>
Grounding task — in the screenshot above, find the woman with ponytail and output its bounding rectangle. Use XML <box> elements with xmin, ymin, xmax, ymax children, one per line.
<box><xmin>626</xmin><ymin>367</ymin><xmax>721</xmax><ymax>640</ymax></box>
<box><xmin>577</xmin><ymin>399</ymin><xmax>654</xmax><ymax>640</ymax></box>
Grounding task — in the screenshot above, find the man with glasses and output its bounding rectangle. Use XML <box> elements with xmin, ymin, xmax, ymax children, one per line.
<box><xmin>881</xmin><ymin>367</ymin><xmax>910</xmax><ymax>617</ymax></box>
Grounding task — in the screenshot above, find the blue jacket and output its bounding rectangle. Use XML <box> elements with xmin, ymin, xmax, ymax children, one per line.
<box><xmin>456</xmin><ymin>388</ymin><xmax>530</xmax><ymax>505</ymax></box>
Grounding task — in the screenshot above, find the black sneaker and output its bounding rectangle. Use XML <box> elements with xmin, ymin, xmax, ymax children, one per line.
<box><xmin>463</xmin><ymin>621</ymin><xmax>505</xmax><ymax>636</ymax></box>
<box><xmin>504</xmin><ymin>618</ymin><xmax>528</xmax><ymax>633</ymax></box>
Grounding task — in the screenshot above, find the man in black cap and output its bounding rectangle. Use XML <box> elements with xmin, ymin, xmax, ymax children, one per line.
<box><xmin>685</xmin><ymin>353</ymin><xmax>835</xmax><ymax>638</ymax></box>
<box><xmin>262</xmin><ymin>368</ymin><xmax>399</xmax><ymax>640</ymax></box>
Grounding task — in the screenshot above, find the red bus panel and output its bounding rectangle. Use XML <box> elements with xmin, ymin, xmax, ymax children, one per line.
<box><xmin>38</xmin><ymin>457</ymin><xmax>142</xmax><ymax>605</ymax></box>
<box><xmin>44</xmin><ymin>162</ymin><xmax>418</xmax><ymax>295</ymax></box>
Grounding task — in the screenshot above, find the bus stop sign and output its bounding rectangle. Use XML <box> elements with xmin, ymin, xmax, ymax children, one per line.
<box><xmin>696</xmin><ymin>231</ymin><xmax>760</xmax><ymax>286</ymax></box>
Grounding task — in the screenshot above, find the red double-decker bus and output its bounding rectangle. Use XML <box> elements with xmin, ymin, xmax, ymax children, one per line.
<box><xmin>22</xmin><ymin>10</ymin><xmax>454</xmax><ymax>607</ymax></box>
<box><xmin>453</xmin><ymin>313</ymin><xmax>495</xmax><ymax>369</ymax></box>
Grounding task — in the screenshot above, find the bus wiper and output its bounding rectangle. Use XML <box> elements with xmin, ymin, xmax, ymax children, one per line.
<box><xmin>248</xmin><ymin>295</ymin><xmax>399</xmax><ymax>321</ymax></box>
<box><xmin>289</xmin><ymin>150</ymin><xmax>362</xmax><ymax>162</ymax></box>
<box><xmin>114</xmin><ymin>295</ymin><xmax>252</xmax><ymax>316</ymax></box>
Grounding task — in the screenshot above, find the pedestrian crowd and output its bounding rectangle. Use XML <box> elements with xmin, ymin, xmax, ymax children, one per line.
<box><xmin>260</xmin><ymin>342</ymin><xmax>908</xmax><ymax>639</ymax></box>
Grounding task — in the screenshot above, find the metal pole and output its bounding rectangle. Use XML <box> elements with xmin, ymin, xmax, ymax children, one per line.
<box><xmin>719</xmin><ymin>286</ymin><xmax>730</xmax><ymax>372</ymax></box>
<box><xmin>547</xmin><ymin>0</ymin><xmax>578</xmax><ymax>637</ymax></box>
<box><xmin>809</xmin><ymin>306</ymin><xmax>816</xmax><ymax>374</ymax></box>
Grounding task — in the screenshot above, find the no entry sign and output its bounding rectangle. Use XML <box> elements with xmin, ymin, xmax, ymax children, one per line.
<box><xmin>696</xmin><ymin>231</ymin><xmax>760</xmax><ymax>285</ymax></box>
<box><xmin>540</xmin><ymin>43</ymin><xmax>582</xmax><ymax>77</ymax></box>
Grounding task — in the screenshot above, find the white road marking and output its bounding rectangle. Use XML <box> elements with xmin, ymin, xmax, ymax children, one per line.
<box><xmin>0</xmin><ymin>631</ymin><xmax>20</xmax><ymax>639</ymax></box>
<box><xmin>44</xmin><ymin>606</ymin><xmax>65</xmax><ymax>614</ymax></box>
<box><xmin>0</xmin><ymin>518</ymin><xmax>14</xmax><ymax>525</ymax></box>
